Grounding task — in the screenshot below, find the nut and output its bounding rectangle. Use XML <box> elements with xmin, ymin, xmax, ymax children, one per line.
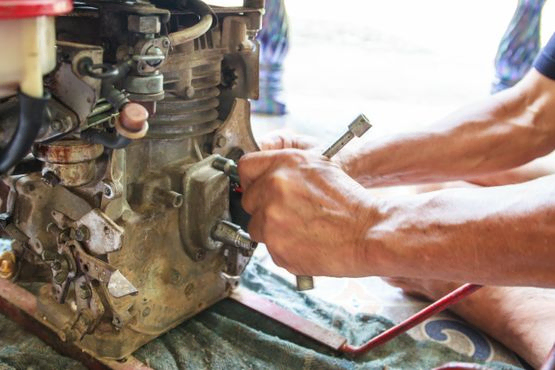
<box><xmin>215</xmin><ymin>135</ymin><xmax>227</xmax><ymax>148</ymax></box>
<box><xmin>75</xmin><ymin>225</ymin><xmax>90</xmax><ymax>242</ymax></box>
<box><xmin>128</xmin><ymin>15</ymin><xmax>161</xmax><ymax>34</ymax></box>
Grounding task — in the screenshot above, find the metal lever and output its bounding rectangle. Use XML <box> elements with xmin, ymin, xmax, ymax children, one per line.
<box><xmin>296</xmin><ymin>114</ymin><xmax>372</xmax><ymax>291</ymax></box>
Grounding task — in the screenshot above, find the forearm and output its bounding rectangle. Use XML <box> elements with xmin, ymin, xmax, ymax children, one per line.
<box><xmin>343</xmin><ymin>70</ymin><xmax>555</xmax><ymax>187</ymax></box>
<box><xmin>363</xmin><ymin>175</ymin><xmax>555</xmax><ymax>287</ymax></box>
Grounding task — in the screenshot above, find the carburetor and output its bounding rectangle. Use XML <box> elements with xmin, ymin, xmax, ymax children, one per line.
<box><xmin>0</xmin><ymin>0</ymin><xmax>262</xmax><ymax>359</ymax></box>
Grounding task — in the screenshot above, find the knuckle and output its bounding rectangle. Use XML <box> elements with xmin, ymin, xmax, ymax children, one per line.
<box><xmin>240</xmin><ymin>193</ymin><xmax>253</xmax><ymax>214</ymax></box>
<box><xmin>264</xmin><ymin>203</ymin><xmax>282</xmax><ymax>224</ymax></box>
<box><xmin>267</xmin><ymin>172</ymin><xmax>289</xmax><ymax>195</ymax></box>
<box><xmin>286</xmin><ymin>149</ymin><xmax>308</xmax><ymax>164</ymax></box>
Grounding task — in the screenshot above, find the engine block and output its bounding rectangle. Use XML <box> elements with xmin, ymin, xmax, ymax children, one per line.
<box><xmin>0</xmin><ymin>0</ymin><xmax>262</xmax><ymax>359</ymax></box>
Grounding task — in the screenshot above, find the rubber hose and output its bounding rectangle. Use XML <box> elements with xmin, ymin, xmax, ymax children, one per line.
<box><xmin>169</xmin><ymin>0</ymin><xmax>216</xmax><ymax>46</ymax></box>
<box><xmin>0</xmin><ymin>92</ymin><xmax>49</xmax><ymax>174</ymax></box>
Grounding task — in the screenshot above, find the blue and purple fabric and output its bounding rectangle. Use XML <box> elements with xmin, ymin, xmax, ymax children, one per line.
<box><xmin>492</xmin><ymin>0</ymin><xmax>547</xmax><ymax>93</ymax></box>
<box><xmin>252</xmin><ymin>0</ymin><xmax>289</xmax><ymax>115</ymax></box>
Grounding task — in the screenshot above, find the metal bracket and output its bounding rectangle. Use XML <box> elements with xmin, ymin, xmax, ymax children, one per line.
<box><xmin>212</xmin><ymin>98</ymin><xmax>259</xmax><ymax>158</ymax></box>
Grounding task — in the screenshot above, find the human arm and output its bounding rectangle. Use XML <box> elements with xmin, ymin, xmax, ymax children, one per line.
<box><xmin>340</xmin><ymin>69</ymin><xmax>555</xmax><ymax>187</ymax></box>
<box><xmin>239</xmin><ymin>149</ymin><xmax>555</xmax><ymax>287</ymax></box>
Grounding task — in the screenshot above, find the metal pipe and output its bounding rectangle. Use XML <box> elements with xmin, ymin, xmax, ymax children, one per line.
<box><xmin>339</xmin><ymin>283</ymin><xmax>483</xmax><ymax>356</ymax></box>
<box><xmin>169</xmin><ymin>0</ymin><xmax>215</xmax><ymax>46</ymax></box>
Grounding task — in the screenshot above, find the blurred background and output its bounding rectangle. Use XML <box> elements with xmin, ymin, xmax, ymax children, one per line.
<box><xmin>241</xmin><ymin>0</ymin><xmax>555</xmax><ymax>141</ymax></box>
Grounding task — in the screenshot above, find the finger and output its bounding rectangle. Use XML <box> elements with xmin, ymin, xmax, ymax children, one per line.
<box><xmin>258</xmin><ymin>130</ymin><xmax>319</xmax><ymax>151</ymax></box>
<box><xmin>238</xmin><ymin>149</ymin><xmax>297</xmax><ymax>190</ymax></box>
<box><xmin>292</xmin><ymin>135</ymin><xmax>319</xmax><ymax>150</ymax></box>
<box><xmin>247</xmin><ymin>209</ymin><xmax>265</xmax><ymax>242</ymax></box>
<box><xmin>257</xmin><ymin>130</ymin><xmax>293</xmax><ymax>150</ymax></box>
<box><xmin>241</xmin><ymin>169</ymin><xmax>284</xmax><ymax>215</ymax></box>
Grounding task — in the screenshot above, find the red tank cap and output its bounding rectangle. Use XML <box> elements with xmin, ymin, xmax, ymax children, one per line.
<box><xmin>0</xmin><ymin>0</ymin><xmax>72</xmax><ymax>20</ymax></box>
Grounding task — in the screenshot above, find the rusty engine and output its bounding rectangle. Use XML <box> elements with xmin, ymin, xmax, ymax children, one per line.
<box><xmin>0</xmin><ymin>0</ymin><xmax>262</xmax><ymax>359</ymax></box>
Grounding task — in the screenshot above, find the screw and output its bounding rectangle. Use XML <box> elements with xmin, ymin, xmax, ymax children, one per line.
<box><xmin>103</xmin><ymin>182</ymin><xmax>115</xmax><ymax>199</ymax></box>
<box><xmin>51</xmin><ymin>120</ymin><xmax>65</xmax><ymax>132</ymax></box>
<box><xmin>54</xmin><ymin>271</ymin><xmax>68</xmax><ymax>284</ymax></box>
<box><xmin>79</xmin><ymin>283</ymin><xmax>91</xmax><ymax>299</ymax></box>
<box><xmin>75</xmin><ymin>225</ymin><xmax>90</xmax><ymax>242</ymax></box>
<box><xmin>215</xmin><ymin>135</ymin><xmax>227</xmax><ymax>148</ymax></box>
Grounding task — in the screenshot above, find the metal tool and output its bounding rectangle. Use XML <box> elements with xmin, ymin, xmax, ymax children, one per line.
<box><xmin>211</xmin><ymin>114</ymin><xmax>372</xmax><ymax>292</ymax></box>
<box><xmin>296</xmin><ymin>114</ymin><xmax>372</xmax><ymax>291</ymax></box>
<box><xmin>212</xmin><ymin>220</ymin><xmax>257</xmax><ymax>255</ymax></box>
<box><xmin>212</xmin><ymin>155</ymin><xmax>240</xmax><ymax>183</ymax></box>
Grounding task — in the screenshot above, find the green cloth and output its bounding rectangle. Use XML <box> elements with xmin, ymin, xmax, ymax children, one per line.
<box><xmin>0</xmin><ymin>260</ymin><xmax>522</xmax><ymax>370</ymax></box>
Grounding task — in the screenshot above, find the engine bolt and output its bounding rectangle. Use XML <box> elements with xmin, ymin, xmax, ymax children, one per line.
<box><xmin>79</xmin><ymin>283</ymin><xmax>92</xmax><ymax>299</ymax></box>
<box><xmin>215</xmin><ymin>135</ymin><xmax>227</xmax><ymax>148</ymax></box>
<box><xmin>75</xmin><ymin>226</ymin><xmax>90</xmax><ymax>242</ymax></box>
<box><xmin>54</xmin><ymin>271</ymin><xmax>68</xmax><ymax>284</ymax></box>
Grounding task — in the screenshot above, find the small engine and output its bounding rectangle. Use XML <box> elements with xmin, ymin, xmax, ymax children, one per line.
<box><xmin>0</xmin><ymin>0</ymin><xmax>262</xmax><ymax>359</ymax></box>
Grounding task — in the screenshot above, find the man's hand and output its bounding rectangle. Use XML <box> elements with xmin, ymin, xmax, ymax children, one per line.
<box><xmin>238</xmin><ymin>149</ymin><xmax>380</xmax><ymax>276</ymax></box>
<box><xmin>257</xmin><ymin>130</ymin><xmax>318</xmax><ymax>151</ymax></box>
<box><xmin>256</xmin><ymin>130</ymin><xmax>353</xmax><ymax>174</ymax></box>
